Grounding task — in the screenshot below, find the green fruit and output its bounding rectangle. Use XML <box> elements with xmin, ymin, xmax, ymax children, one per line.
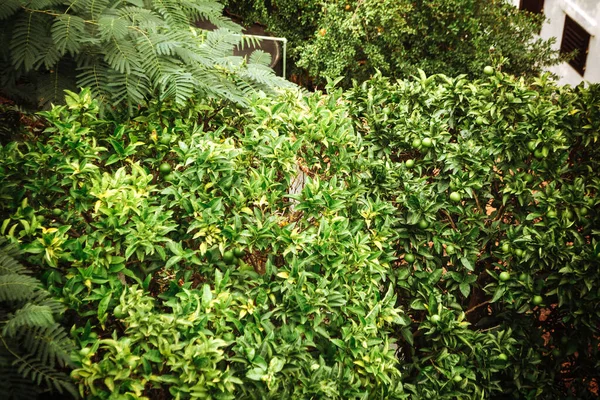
<box><xmin>449</xmin><ymin>191</ymin><xmax>462</xmax><ymax>203</ymax></box>
<box><xmin>449</xmin><ymin>181</ymin><xmax>457</xmax><ymax>190</ymax></box>
<box><xmin>159</xmin><ymin>163</ymin><xmax>172</xmax><ymax>175</ymax></box>
<box><xmin>223</xmin><ymin>332</ymin><xmax>235</xmax><ymax>341</ymax></box>
<box><xmin>586</xmin><ymin>196</ymin><xmax>594</xmax><ymax>206</ymax></box>
<box><xmin>518</xmin><ymin>272</ymin><xmax>528</xmax><ymax>282</ymax></box>
<box><xmin>223</xmin><ymin>251</ymin><xmax>235</xmax><ymax>264</ymax></box>
<box><xmin>411</xmin><ymin>138</ymin><xmax>422</xmax><ymax>149</ymax></box>
<box><xmin>483</xmin><ymin>66</ymin><xmax>494</xmax><ymax>76</ymax></box>
<box><xmin>552</xmin><ymin>348</ymin><xmax>561</xmax><ymax>358</ymax></box>
<box><xmin>404</xmin><ymin>253</ymin><xmax>416</xmax><ymax>263</ymax></box>
<box><xmin>405</xmin><ymin>159</ymin><xmax>415</xmax><ymax>168</ymax></box>
<box><xmin>233</xmin><ymin>248</ymin><xmax>245</xmax><ymax>258</ymax></box>
<box><xmin>527</xmin><ymin>140</ymin><xmax>537</xmax><ymax>152</ymax></box>
<box><xmin>114</xmin><ymin>305</ymin><xmax>126</xmax><ymax>319</ymax></box>
<box><xmin>446</xmin><ymin>245</ymin><xmax>455</xmax><ymax>255</ymax></box>
<box><xmin>421</xmin><ymin>137</ymin><xmax>433</xmax><ymax>148</ymax></box>
<box><xmin>52</xmin><ymin>208</ymin><xmax>62</xmax><ymax>217</ymax></box>
<box><xmin>163</xmin><ymin>173</ymin><xmax>175</xmax><ymax>182</ymax></box>
<box><xmin>497</xmin><ymin>353</ymin><xmax>508</xmax><ymax>362</ymax></box>
<box><xmin>418</xmin><ymin>219</ymin><xmax>429</xmax><ymax>229</ymax></box>
<box><xmin>533</xmin><ymin>149</ymin><xmax>544</xmax><ymax>159</ymax></box>
<box><xmin>514</xmin><ymin>249</ymin><xmax>524</xmax><ymax>257</ymax></box>
<box><xmin>579</xmin><ymin>207</ymin><xmax>589</xmax><ymax>216</ymax></box>
<box><xmin>453</xmin><ymin>374</ymin><xmax>463</xmax><ymax>382</ymax></box>
<box><xmin>159</xmin><ymin>134</ymin><xmax>171</xmax><ymax>145</ymax></box>
<box><xmin>532</xmin><ymin>295</ymin><xmax>543</xmax><ymax>306</ymax></box>
<box><xmin>523</xmin><ymin>173</ymin><xmax>534</xmax><ymax>183</ymax></box>
<box><xmin>499</xmin><ymin>271</ymin><xmax>510</xmax><ymax>282</ymax></box>
<box><xmin>560</xmin><ymin>336</ymin><xmax>569</xmax><ymax>345</ymax></box>
<box><xmin>547</xmin><ymin>210</ymin><xmax>557</xmax><ymax>219</ymax></box>
<box><xmin>501</xmin><ymin>243</ymin><xmax>511</xmax><ymax>253</ymax></box>
<box><xmin>430</xmin><ymin>314</ymin><xmax>441</xmax><ymax>323</ymax></box>
<box><xmin>36</xmin><ymin>215</ymin><xmax>45</xmax><ymax>223</ymax></box>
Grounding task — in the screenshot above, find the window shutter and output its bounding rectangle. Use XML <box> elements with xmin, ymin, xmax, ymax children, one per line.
<box><xmin>520</xmin><ymin>0</ymin><xmax>544</xmax><ymax>14</ymax></box>
<box><xmin>560</xmin><ymin>15</ymin><xmax>591</xmax><ymax>76</ymax></box>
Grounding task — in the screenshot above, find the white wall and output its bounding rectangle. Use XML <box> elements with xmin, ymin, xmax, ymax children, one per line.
<box><xmin>508</xmin><ymin>0</ymin><xmax>600</xmax><ymax>85</ymax></box>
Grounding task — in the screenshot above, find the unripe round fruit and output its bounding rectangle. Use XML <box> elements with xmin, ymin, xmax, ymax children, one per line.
<box><xmin>446</xmin><ymin>245</ymin><xmax>455</xmax><ymax>255</ymax></box>
<box><xmin>564</xmin><ymin>209</ymin><xmax>574</xmax><ymax>220</ymax></box>
<box><xmin>223</xmin><ymin>251</ymin><xmax>235</xmax><ymax>264</ymax></box>
<box><xmin>418</xmin><ymin>219</ymin><xmax>429</xmax><ymax>229</ymax></box>
<box><xmin>547</xmin><ymin>210</ymin><xmax>557</xmax><ymax>218</ymax></box>
<box><xmin>159</xmin><ymin>163</ymin><xmax>172</xmax><ymax>175</ymax></box>
<box><xmin>449</xmin><ymin>191</ymin><xmax>462</xmax><ymax>203</ymax></box>
<box><xmin>159</xmin><ymin>134</ymin><xmax>171</xmax><ymax>145</ymax></box>
<box><xmin>404</xmin><ymin>253</ymin><xmax>415</xmax><ymax>263</ymax></box>
<box><xmin>412</xmin><ymin>138</ymin><xmax>422</xmax><ymax>148</ymax></box>
<box><xmin>233</xmin><ymin>248</ymin><xmax>245</xmax><ymax>258</ymax></box>
<box><xmin>518</xmin><ymin>272</ymin><xmax>527</xmax><ymax>282</ymax></box>
<box><xmin>483</xmin><ymin>66</ymin><xmax>494</xmax><ymax>76</ymax></box>
<box><xmin>579</xmin><ymin>207</ymin><xmax>589</xmax><ymax>216</ymax></box>
<box><xmin>497</xmin><ymin>353</ymin><xmax>508</xmax><ymax>362</ymax></box>
<box><xmin>534</xmin><ymin>149</ymin><xmax>544</xmax><ymax>159</ymax></box>
<box><xmin>552</xmin><ymin>348</ymin><xmax>561</xmax><ymax>358</ymax></box>
<box><xmin>52</xmin><ymin>208</ymin><xmax>62</xmax><ymax>216</ymax></box>
<box><xmin>523</xmin><ymin>173</ymin><xmax>534</xmax><ymax>183</ymax></box>
<box><xmin>499</xmin><ymin>271</ymin><xmax>510</xmax><ymax>281</ymax></box>
<box><xmin>527</xmin><ymin>140</ymin><xmax>537</xmax><ymax>152</ymax></box>
<box><xmin>501</xmin><ymin>243</ymin><xmax>511</xmax><ymax>253</ymax></box>
<box><xmin>514</xmin><ymin>249</ymin><xmax>524</xmax><ymax>257</ymax></box>
<box><xmin>430</xmin><ymin>314</ymin><xmax>441</xmax><ymax>323</ymax></box>
<box><xmin>421</xmin><ymin>138</ymin><xmax>433</xmax><ymax>148</ymax></box>
<box><xmin>405</xmin><ymin>159</ymin><xmax>415</xmax><ymax>168</ymax></box>
<box><xmin>532</xmin><ymin>295</ymin><xmax>543</xmax><ymax>306</ymax></box>
<box><xmin>453</xmin><ymin>374</ymin><xmax>463</xmax><ymax>382</ymax></box>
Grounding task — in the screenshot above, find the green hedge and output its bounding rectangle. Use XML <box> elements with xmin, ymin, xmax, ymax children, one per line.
<box><xmin>0</xmin><ymin>69</ymin><xmax>598</xmax><ymax>398</ymax></box>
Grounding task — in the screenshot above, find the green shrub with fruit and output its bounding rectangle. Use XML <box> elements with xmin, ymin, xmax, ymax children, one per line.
<box><xmin>224</xmin><ymin>0</ymin><xmax>562</xmax><ymax>85</ymax></box>
<box><xmin>1</xmin><ymin>66</ymin><xmax>599</xmax><ymax>398</ymax></box>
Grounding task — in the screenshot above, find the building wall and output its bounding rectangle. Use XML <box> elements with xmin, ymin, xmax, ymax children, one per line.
<box><xmin>509</xmin><ymin>0</ymin><xmax>599</xmax><ymax>85</ymax></box>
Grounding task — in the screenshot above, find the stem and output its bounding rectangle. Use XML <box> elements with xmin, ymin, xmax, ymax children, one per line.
<box><xmin>465</xmin><ymin>299</ymin><xmax>490</xmax><ymax>315</ymax></box>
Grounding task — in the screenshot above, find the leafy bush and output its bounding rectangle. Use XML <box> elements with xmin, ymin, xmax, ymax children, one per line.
<box><xmin>1</xmin><ymin>69</ymin><xmax>599</xmax><ymax>398</ymax></box>
<box><xmin>0</xmin><ymin>237</ymin><xmax>77</xmax><ymax>399</ymax></box>
<box><xmin>224</xmin><ymin>0</ymin><xmax>563</xmax><ymax>85</ymax></box>
<box><xmin>346</xmin><ymin>70</ymin><xmax>600</xmax><ymax>398</ymax></box>
<box><xmin>0</xmin><ymin>0</ymin><xmax>289</xmax><ymax>111</ymax></box>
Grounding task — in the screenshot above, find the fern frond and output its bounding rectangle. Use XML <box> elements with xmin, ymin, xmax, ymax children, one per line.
<box><xmin>77</xmin><ymin>62</ymin><xmax>111</xmax><ymax>100</ymax></box>
<box><xmin>27</xmin><ymin>0</ymin><xmax>66</xmax><ymax>11</ymax></box>
<box><xmin>0</xmin><ymin>354</ymin><xmax>40</xmax><ymax>400</ymax></box>
<box><xmin>9</xmin><ymin>12</ymin><xmax>51</xmax><ymax>71</ymax></box>
<box><xmin>106</xmin><ymin>66</ymin><xmax>150</xmax><ymax>108</ymax></box>
<box><xmin>2</xmin><ymin>304</ymin><xmax>54</xmax><ymax>337</ymax></box>
<box><xmin>159</xmin><ymin>71</ymin><xmax>195</xmax><ymax>105</ymax></box>
<box><xmin>249</xmin><ymin>49</ymin><xmax>272</xmax><ymax>67</ymax></box>
<box><xmin>104</xmin><ymin>36</ymin><xmax>140</xmax><ymax>74</ymax></box>
<box><xmin>0</xmin><ymin>0</ymin><xmax>20</xmax><ymax>20</ymax></box>
<box><xmin>66</xmin><ymin>0</ymin><xmax>110</xmax><ymax>20</ymax></box>
<box><xmin>13</xmin><ymin>354</ymin><xmax>78</xmax><ymax>397</ymax></box>
<box><xmin>37</xmin><ymin>66</ymin><xmax>77</xmax><ymax>109</ymax></box>
<box><xmin>97</xmin><ymin>11</ymin><xmax>130</xmax><ymax>41</ymax></box>
<box><xmin>117</xmin><ymin>6</ymin><xmax>163</xmax><ymax>29</ymax></box>
<box><xmin>22</xmin><ymin>324</ymin><xmax>75</xmax><ymax>368</ymax></box>
<box><xmin>152</xmin><ymin>0</ymin><xmax>190</xmax><ymax>27</ymax></box>
<box><xmin>51</xmin><ymin>14</ymin><xmax>86</xmax><ymax>57</ymax></box>
<box><xmin>0</xmin><ymin>240</ymin><xmax>26</xmax><ymax>274</ymax></box>
<box><xmin>0</xmin><ymin>274</ymin><xmax>39</xmax><ymax>301</ymax></box>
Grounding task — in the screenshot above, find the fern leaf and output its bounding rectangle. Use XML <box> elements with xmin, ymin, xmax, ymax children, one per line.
<box><xmin>152</xmin><ymin>0</ymin><xmax>189</xmax><ymax>27</ymax></box>
<box><xmin>2</xmin><ymin>304</ymin><xmax>54</xmax><ymax>337</ymax></box>
<box><xmin>106</xmin><ymin>66</ymin><xmax>150</xmax><ymax>109</ymax></box>
<box><xmin>66</xmin><ymin>0</ymin><xmax>109</xmax><ymax>20</ymax></box>
<box><xmin>117</xmin><ymin>6</ymin><xmax>162</xmax><ymax>29</ymax></box>
<box><xmin>0</xmin><ymin>273</ymin><xmax>39</xmax><ymax>301</ymax></box>
<box><xmin>0</xmin><ymin>238</ymin><xmax>20</xmax><ymax>261</ymax></box>
<box><xmin>51</xmin><ymin>14</ymin><xmax>86</xmax><ymax>57</ymax></box>
<box><xmin>13</xmin><ymin>354</ymin><xmax>78</xmax><ymax>397</ymax></box>
<box><xmin>77</xmin><ymin>61</ymin><xmax>111</xmax><ymax>100</ymax></box>
<box><xmin>249</xmin><ymin>50</ymin><xmax>272</xmax><ymax>67</ymax></box>
<box><xmin>98</xmin><ymin>11</ymin><xmax>130</xmax><ymax>41</ymax></box>
<box><xmin>159</xmin><ymin>71</ymin><xmax>195</xmax><ymax>106</ymax></box>
<box><xmin>22</xmin><ymin>324</ymin><xmax>75</xmax><ymax>368</ymax></box>
<box><xmin>0</xmin><ymin>0</ymin><xmax>20</xmax><ymax>20</ymax></box>
<box><xmin>104</xmin><ymin>36</ymin><xmax>140</xmax><ymax>74</ymax></box>
<box><xmin>9</xmin><ymin>12</ymin><xmax>51</xmax><ymax>71</ymax></box>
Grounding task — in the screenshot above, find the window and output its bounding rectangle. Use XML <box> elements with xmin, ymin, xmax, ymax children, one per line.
<box><xmin>520</xmin><ymin>0</ymin><xmax>544</xmax><ymax>14</ymax></box>
<box><xmin>560</xmin><ymin>15</ymin><xmax>591</xmax><ymax>76</ymax></box>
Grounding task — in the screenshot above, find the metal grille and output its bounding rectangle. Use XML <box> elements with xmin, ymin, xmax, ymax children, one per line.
<box><xmin>520</xmin><ymin>0</ymin><xmax>544</xmax><ymax>14</ymax></box>
<box><xmin>560</xmin><ymin>15</ymin><xmax>591</xmax><ymax>76</ymax></box>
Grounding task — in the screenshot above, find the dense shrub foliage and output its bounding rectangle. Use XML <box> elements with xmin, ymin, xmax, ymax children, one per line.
<box><xmin>224</xmin><ymin>0</ymin><xmax>563</xmax><ymax>85</ymax></box>
<box><xmin>1</xmin><ymin>69</ymin><xmax>599</xmax><ymax>398</ymax></box>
